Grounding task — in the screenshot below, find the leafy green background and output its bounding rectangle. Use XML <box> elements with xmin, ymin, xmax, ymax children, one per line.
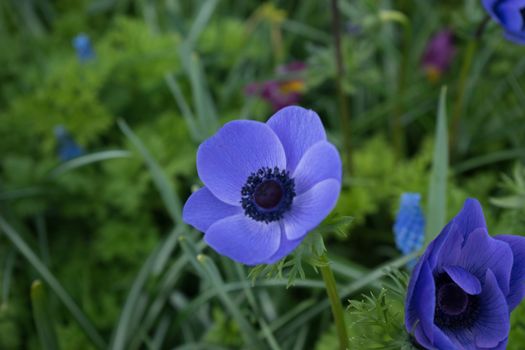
<box><xmin>1</xmin><ymin>0</ymin><xmax>525</xmax><ymax>349</ymax></box>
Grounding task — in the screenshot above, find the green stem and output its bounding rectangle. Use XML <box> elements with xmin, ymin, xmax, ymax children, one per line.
<box><xmin>450</xmin><ymin>15</ymin><xmax>490</xmax><ymax>153</ymax></box>
<box><xmin>319</xmin><ymin>253</ymin><xmax>349</xmax><ymax>350</ymax></box>
<box><xmin>450</xmin><ymin>39</ymin><xmax>477</xmax><ymax>152</ymax></box>
<box><xmin>393</xmin><ymin>16</ymin><xmax>412</xmax><ymax>158</ymax></box>
<box><xmin>330</xmin><ymin>0</ymin><xmax>352</xmax><ymax>171</ymax></box>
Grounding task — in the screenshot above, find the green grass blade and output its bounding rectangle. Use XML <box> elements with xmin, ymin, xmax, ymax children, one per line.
<box><xmin>275</xmin><ymin>251</ymin><xmax>419</xmax><ymax>337</ymax></box>
<box><xmin>453</xmin><ymin>148</ymin><xmax>525</xmax><ymax>174</ymax></box>
<box><xmin>110</xmin><ymin>243</ymin><xmax>161</xmax><ymax>350</ymax></box>
<box><xmin>117</xmin><ymin>119</ymin><xmax>182</xmax><ymax>224</ymax></box>
<box><xmin>1</xmin><ymin>248</ymin><xmax>16</xmax><ymax>306</ymax></box>
<box><xmin>31</xmin><ymin>280</ymin><xmax>59</xmax><ymax>350</ymax></box>
<box><xmin>425</xmin><ymin>87</ymin><xmax>449</xmax><ymax>245</ymax></box>
<box><xmin>185</xmin><ymin>0</ymin><xmax>219</xmax><ymax>49</ymax></box>
<box><xmin>164</xmin><ymin>73</ymin><xmax>201</xmax><ymax>142</ymax></box>
<box><xmin>49</xmin><ymin>150</ymin><xmax>132</xmax><ymax>178</ymax></box>
<box><xmin>0</xmin><ymin>216</ymin><xmax>106</xmax><ymax>349</ymax></box>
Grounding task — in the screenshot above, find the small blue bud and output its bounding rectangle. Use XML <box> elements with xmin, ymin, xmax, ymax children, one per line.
<box><xmin>54</xmin><ymin>125</ymin><xmax>84</xmax><ymax>161</ymax></box>
<box><xmin>72</xmin><ymin>34</ymin><xmax>95</xmax><ymax>62</ymax></box>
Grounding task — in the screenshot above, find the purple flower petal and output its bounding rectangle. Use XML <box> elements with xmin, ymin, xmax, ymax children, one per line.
<box><xmin>292</xmin><ymin>141</ymin><xmax>342</xmax><ymax>194</ymax></box>
<box><xmin>495</xmin><ymin>234</ymin><xmax>525</xmax><ymax>310</ymax></box>
<box><xmin>453</xmin><ymin>198</ymin><xmax>487</xmax><ymax>239</ymax></box>
<box><xmin>504</xmin><ymin>29</ymin><xmax>525</xmax><ymax>44</ymax></box>
<box><xmin>432</xmin><ymin>325</ymin><xmax>457</xmax><ymax>349</ymax></box>
<box><xmin>197</xmin><ymin>120</ymin><xmax>286</xmax><ymax>205</ymax></box>
<box><xmin>282</xmin><ymin>179</ymin><xmax>340</xmax><ymax>240</ymax></box>
<box><xmin>474</xmin><ymin>269</ymin><xmax>510</xmax><ymax>348</ymax></box>
<box><xmin>457</xmin><ymin>228</ymin><xmax>513</xmax><ymax>296</ymax></box>
<box><xmin>265</xmin><ymin>227</ymin><xmax>303</xmax><ymax>264</ymax></box>
<box><xmin>266</xmin><ymin>106</ymin><xmax>326</xmax><ymax>173</ymax></box>
<box><xmin>204</xmin><ymin>214</ymin><xmax>281</xmax><ymax>265</ymax></box>
<box><xmin>405</xmin><ymin>261</ymin><xmax>436</xmax><ymax>344</ymax></box>
<box><xmin>443</xmin><ymin>265</ymin><xmax>482</xmax><ymax>295</ymax></box>
<box><xmin>482</xmin><ymin>0</ymin><xmax>501</xmax><ymax>18</ymax></box>
<box><xmin>182</xmin><ymin>187</ymin><xmax>242</xmax><ymax>232</ymax></box>
<box><xmin>496</xmin><ymin>1</ymin><xmax>525</xmax><ymax>32</ymax></box>
<box><xmin>434</xmin><ymin>223</ymin><xmax>463</xmax><ymax>268</ymax></box>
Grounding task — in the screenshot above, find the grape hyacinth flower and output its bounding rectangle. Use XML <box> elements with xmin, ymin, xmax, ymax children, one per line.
<box><xmin>393</xmin><ymin>193</ymin><xmax>425</xmax><ymax>260</ymax></box>
<box><xmin>183</xmin><ymin>106</ymin><xmax>342</xmax><ymax>265</ymax></box>
<box><xmin>54</xmin><ymin>125</ymin><xmax>84</xmax><ymax>161</ymax></box>
<box><xmin>482</xmin><ymin>0</ymin><xmax>525</xmax><ymax>44</ymax></box>
<box><xmin>245</xmin><ymin>61</ymin><xmax>306</xmax><ymax>111</ymax></box>
<box><xmin>421</xmin><ymin>30</ymin><xmax>456</xmax><ymax>82</ymax></box>
<box><xmin>72</xmin><ymin>34</ymin><xmax>95</xmax><ymax>62</ymax></box>
<box><xmin>406</xmin><ymin>199</ymin><xmax>525</xmax><ymax>349</ymax></box>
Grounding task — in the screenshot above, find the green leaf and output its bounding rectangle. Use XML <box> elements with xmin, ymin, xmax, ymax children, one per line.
<box><xmin>117</xmin><ymin>119</ymin><xmax>182</xmax><ymax>225</ymax></box>
<box><xmin>426</xmin><ymin>87</ymin><xmax>449</xmax><ymax>245</ymax></box>
<box><xmin>0</xmin><ymin>217</ymin><xmax>106</xmax><ymax>349</ymax></box>
<box><xmin>31</xmin><ymin>280</ymin><xmax>60</xmax><ymax>350</ymax></box>
<box><xmin>48</xmin><ymin>150</ymin><xmax>132</xmax><ymax>178</ymax></box>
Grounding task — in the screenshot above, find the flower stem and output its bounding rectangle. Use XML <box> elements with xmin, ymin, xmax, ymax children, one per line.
<box><xmin>319</xmin><ymin>253</ymin><xmax>349</xmax><ymax>350</ymax></box>
<box><xmin>330</xmin><ymin>0</ymin><xmax>352</xmax><ymax>171</ymax></box>
<box><xmin>450</xmin><ymin>15</ymin><xmax>490</xmax><ymax>153</ymax></box>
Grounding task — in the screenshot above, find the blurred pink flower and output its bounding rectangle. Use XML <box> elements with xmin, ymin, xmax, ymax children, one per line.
<box><xmin>246</xmin><ymin>61</ymin><xmax>307</xmax><ymax>110</ymax></box>
<box><xmin>421</xmin><ymin>30</ymin><xmax>456</xmax><ymax>82</ymax></box>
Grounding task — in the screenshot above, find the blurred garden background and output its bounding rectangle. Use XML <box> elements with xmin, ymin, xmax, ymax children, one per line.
<box><xmin>1</xmin><ymin>0</ymin><xmax>525</xmax><ymax>349</ymax></box>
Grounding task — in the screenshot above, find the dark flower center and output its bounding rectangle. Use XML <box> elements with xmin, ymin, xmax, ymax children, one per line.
<box><xmin>254</xmin><ymin>180</ymin><xmax>283</xmax><ymax>209</ymax></box>
<box><xmin>241</xmin><ymin>167</ymin><xmax>295</xmax><ymax>223</ymax></box>
<box><xmin>521</xmin><ymin>8</ymin><xmax>525</xmax><ymax>29</ymax></box>
<box><xmin>438</xmin><ymin>283</ymin><xmax>468</xmax><ymax>316</ymax></box>
<box><xmin>434</xmin><ymin>273</ymin><xmax>480</xmax><ymax>330</ymax></box>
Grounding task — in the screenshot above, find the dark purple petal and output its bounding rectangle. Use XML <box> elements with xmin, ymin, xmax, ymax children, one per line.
<box><xmin>495</xmin><ymin>234</ymin><xmax>525</xmax><ymax>311</ymax></box>
<box><xmin>443</xmin><ymin>265</ymin><xmax>482</xmax><ymax>295</ymax></box>
<box><xmin>265</xmin><ymin>226</ymin><xmax>303</xmax><ymax>264</ymax></box>
<box><xmin>266</xmin><ymin>106</ymin><xmax>326</xmax><ymax>173</ymax></box>
<box><xmin>432</xmin><ymin>325</ymin><xmax>457</xmax><ymax>349</ymax></box>
<box><xmin>482</xmin><ymin>0</ymin><xmax>500</xmax><ymax>18</ymax></box>
<box><xmin>474</xmin><ymin>270</ymin><xmax>510</xmax><ymax>348</ymax></box>
<box><xmin>504</xmin><ymin>29</ymin><xmax>525</xmax><ymax>44</ymax></box>
<box><xmin>282</xmin><ymin>179</ymin><xmax>340</xmax><ymax>240</ymax></box>
<box><xmin>405</xmin><ymin>261</ymin><xmax>436</xmax><ymax>344</ymax></box>
<box><xmin>197</xmin><ymin>120</ymin><xmax>286</xmax><ymax>205</ymax></box>
<box><xmin>495</xmin><ymin>1</ymin><xmax>525</xmax><ymax>32</ymax></box>
<box><xmin>453</xmin><ymin>198</ymin><xmax>487</xmax><ymax>239</ymax></box>
<box><xmin>456</xmin><ymin>228</ymin><xmax>513</xmax><ymax>296</ymax></box>
<box><xmin>485</xmin><ymin>338</ymin><xmax>509</xmax><ymax>350</ymax></box>
<box><xmin>182</xmin><ymin>187</ymin><xmax>242</xmax><ymax>232</ymax></box>
<box><xmin>204</xmin><ymin>214</ymin><xmax>281</xmax><ymax>265</ymax></box>
<box><xmin>423</xmin><ymin>222</ymin><xmax>455</xmax><ymax>268</ymax></box>
<box><xmin>292</xmin><ymin>141</ymin><xmax>342</xmax><ymax>194</ymax></box>
<box><xmin>433</xmin><ymin>222</ymin><xmax>463</xmax><ymax>268</ymax></box>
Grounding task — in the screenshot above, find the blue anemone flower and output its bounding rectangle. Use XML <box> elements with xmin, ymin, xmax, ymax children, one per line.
<box><xmin>482</xmin><ymin>0</ymin><xmax>525</xmax><ymax>45</ymax></box>
<box><xmin>393</xmin><ymin>193</ymin><xmax>425</xmax><ymax>257</ymax></box>
<box><xmin>72</xmin><ymin>34</ymin><xmax>95</xmax><ymax>61</ymax></box>
<box><xmin>54</xmin><ymin>125</ymin><xmax>84</xmax><ymax>161</ymax></box>
<box><xmin>183</xmin><ymin>106</ymin><xmax>342</xmax><ymax>265</ymax></box>
<box><xmin>406</xmin><ymin>199</ymin><xmax>525</xmax><ymax>349</ymax></box>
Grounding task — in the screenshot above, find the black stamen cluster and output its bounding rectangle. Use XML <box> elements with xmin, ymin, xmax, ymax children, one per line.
<box><xmin>434</xmin><ymin>273</ymin><xmax>480</xmax><ymax>330</ymax></box>
<box><xmin>241</xmin><ymin>166</ymin><xmax>295</xmax><ymax>223</ymax></box>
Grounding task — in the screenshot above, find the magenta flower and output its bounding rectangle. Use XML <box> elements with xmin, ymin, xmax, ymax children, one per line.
<box><xmin>183</xmin><ymin>106</ymin><xmax>342</xmax><ymax>265</ymax></box>
<box><xmin>245</xmin><ymin>62</ymin><xmax>307</xmax><ymax>111</ymax></box>
<box><xmin>421</xmin><ymin>30</ymin><xmax>456</xmax><ymax>81</ymax></box>
<box><xmin>406</xmin><ymin>199</ymin><xmax>525</xmax><ymax>349</ymax></box>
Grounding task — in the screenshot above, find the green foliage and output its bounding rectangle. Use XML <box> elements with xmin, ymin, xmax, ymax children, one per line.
<box><xmin>347</xmin><ymin>271</ymin><xmax>416</xmax><ymax>349</ymax></box>
<box><xmin>204</xmin><ymin>308</ymin><xmax>242</xmax><ymax>347</ymax></box>
<box><xmin>249</xmin><ymin>215</ymin><xmax>351</xmax><ymax>286</ymax></box>
<box><xmin>1</xmin><ymin>0</ymin><xmax>525</xmax><ymax>348</ymax></box>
